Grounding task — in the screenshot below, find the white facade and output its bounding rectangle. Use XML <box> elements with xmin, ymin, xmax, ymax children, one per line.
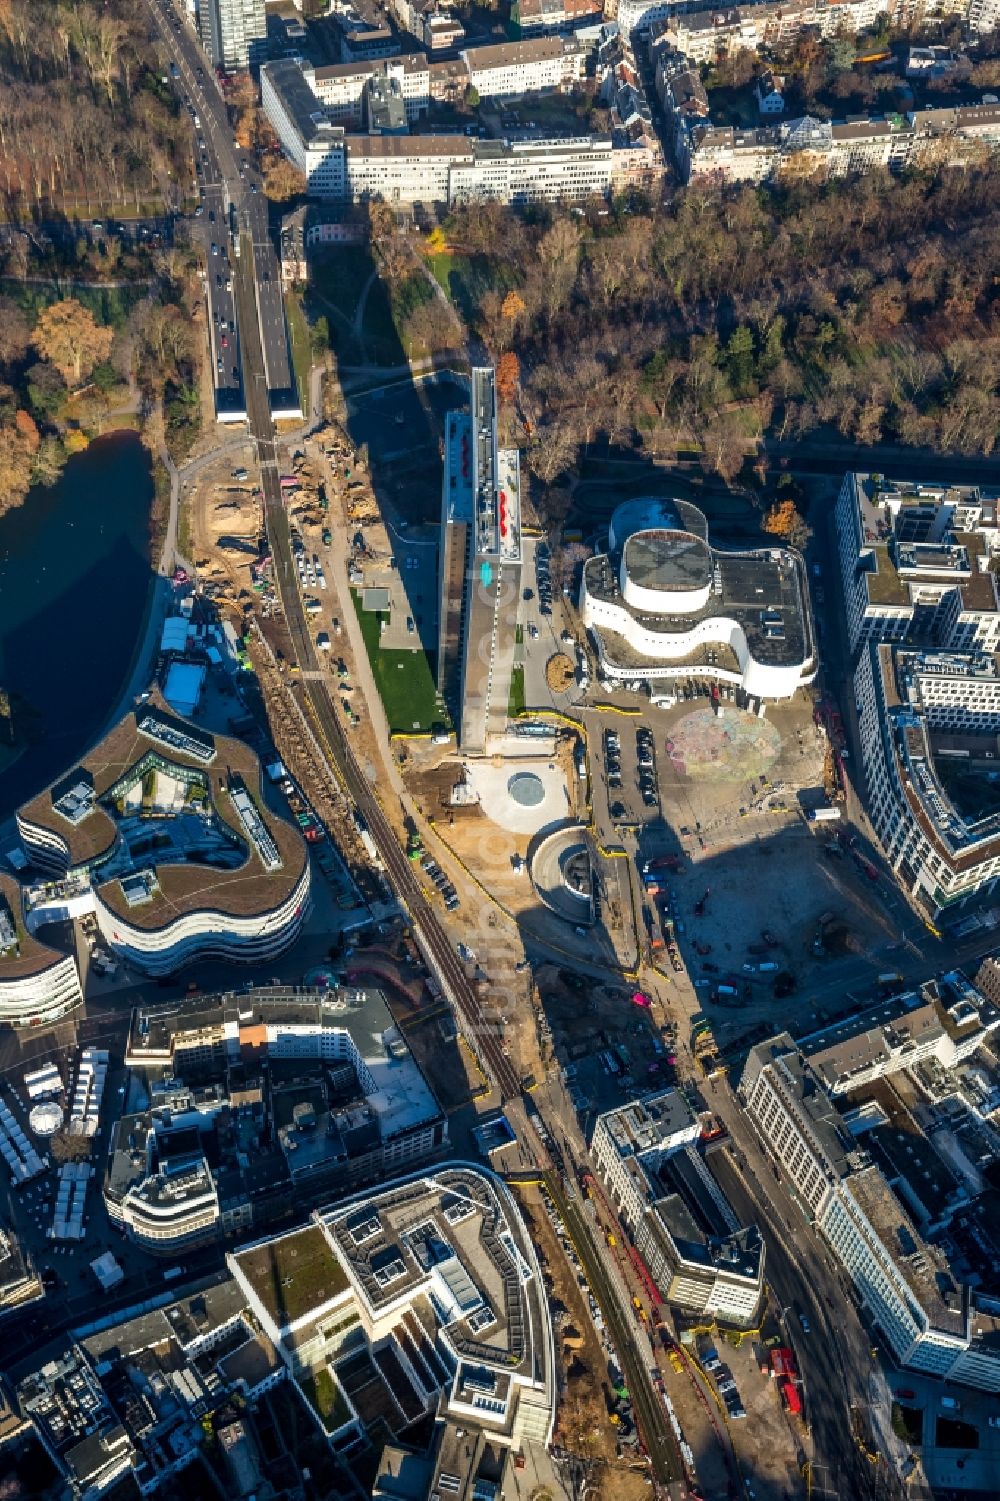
<box><xmin>0</xmin><ymin>950</ymin><xmax>82</xmax><ymax>1029</ymax></box>
<box><xmin>198</xmin><ymin>0</ymin><xmax>266</xmax><ymax>71</ymax></box>
<box><xmin>591</xmin><ymin>1092</ymin><xmax>763</xmax><ymax>1324</ymax></box>
<box><xmin>855</xmin><ymin>644</ymin><xmax>1000</xmax><ymax>921</ymax></box>
<box><xmin>91</xmin><ymin>860</ymin><xmax>311</xmax><ymax>977</ymax></box>
<box><xmin>581</xmin><ymin>497</ymin><xmax>815</xmax><ymax>700</ymax></box>
<box><xmin>836</xmin><ymin>473</ymin><xmax>1000</xmax><ymax>658</ymax></box>
<box><xmin>462</xmin><ymin>38</ymin><xmax>586</xmax><ymax>98</ymax></box>
<box><xmin>262</xmin><ymin>58</ymin><xmax>661</xmax><ymax>204</ymax></box>
<box><xmin>741</xmin><ymin>1036</ymin><xmax>1000</xmax><ymax>1391</ymax></box>
<box><xmin>118</xmin><ymin>1159</ymin><xmax>221</xmax><ymax>1255</ymax></box>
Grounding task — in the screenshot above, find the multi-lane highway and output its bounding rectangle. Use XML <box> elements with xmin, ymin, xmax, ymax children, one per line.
<box><xmin>148</xmin><ymin>0</ymin><xmax>296</xmax><ymax>415</ymax></box>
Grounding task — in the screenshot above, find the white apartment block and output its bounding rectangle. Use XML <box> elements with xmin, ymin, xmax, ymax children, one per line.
<box><xmin>462</xmin><ymin>37</ymin><xmax>587</xmax><ymax>99</ymax></box>
<box><xmin>513</xmin><ymin>0</ymin><xmax>603</xmax><ymax>30</ymax></box>
<box><xmin>968</xmin><ymin>0</ymin><xmax>1000</xmax><ymax>29</ymax></box>
<box><xmin>261</xmin><ymin>56</ymin><xmax>660</xmax><ymax>206</ymax></box>
<box><xmin>741</xmin><ymin>1035</ymin><xmax>1000</xmax><ymax>1390</ymax></box>
<box><xmin>665</xmin><ymin>103</ymin><xmax>1000</xmax><ymax>186</ymax></box>
<box><xmin>628</xmin><ymin>0</ymin><xmax>967</xmax><ymax>42</ymax></box>
<box><xmin>591</xmin><ymin>1092</ymin><xmax>764</xmax><ymax>1324</ymax></box>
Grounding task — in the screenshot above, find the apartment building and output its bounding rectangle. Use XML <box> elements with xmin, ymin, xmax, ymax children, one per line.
<box><xmin>261</xmin><ymin>56</ymin><xmax>660</xmax><ymax>205</ymax></box>
<box><xmin>741</xmin><ymin>1034</ymin><xmax>1000</xmax><ymax>1390</ymax></box>
<box><xmin>462</xmin><ymin>36</ymin><xmax>587</xmax><ymax>98</ymax></box>
<box><xmin>512</xmin><ymin>0</ymin><xmax>604</xmax><ymax>33</ymax></box>
<box><xmin>625</xmin><ymin>0</ymin><xmax>968</xmax><ymax>42</ymax></box>
<box><xmin>197</xmin><ymin>0</ymin><xmax>266</xmax><ymax>71</ymax></box>
<box><xmin>385</xmin><ymin>0</ymin><xmax>466</xmax><ymax>50</ymax></box>
<box><xmin>591</xmin><ymin>1091</ymin><xmax>764</xmax><ymax>1325</ymax></box>
<box><xmin>311</xmin><ymin>56</ymin><xmax>434</xmax><ymax>124</ymax></box>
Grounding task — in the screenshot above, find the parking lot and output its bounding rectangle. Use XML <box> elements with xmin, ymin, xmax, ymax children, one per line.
<box><xmin>584</xmin><ymin>694</ymin><xmax>906</xmax><ymax>1048</ymax></box>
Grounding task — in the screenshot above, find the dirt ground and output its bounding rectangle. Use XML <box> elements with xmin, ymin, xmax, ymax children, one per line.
<box><xmin>405</xmin><ymin>740</ymin><xmax>624</xmax><ymax>958</ymax></box>
<box><xmin>186</xmin><ymin>448</ymin><xmax>261</xmax><ymax>606</ymax></box>
<box><xmin>516</xmin><ymin>1187</ymin><xmax>654</xmax><ymax>1501</ymax></box>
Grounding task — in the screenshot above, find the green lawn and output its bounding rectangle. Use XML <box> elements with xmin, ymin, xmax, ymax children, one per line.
<box><xmin>284</xmin><ymin>289</ymin><xmax>312</xmax><ymax>409</ymax></box>
<box><xmin>352</xmin><ymin>590</ymin><xmax>443</xmax><ymax>734</ymax></box>
<box><xmin>425</xmin><ymin>251</ymin><xmax>517</xmax><ymax>325</ymax></box>
<box><xmin>232</xmin><ymin>1225</ymin><xmax>348</xmax><ymax>1328</ymax></box>
<box><xmin>300</xmin><ymin>1366</ymin><xmax>351</xmax><ymax>1433</ymax></box>
<box><xmin>508</xmin><ymin>664</ymin><xmax>526</xmax><ymax>719</ymax></box>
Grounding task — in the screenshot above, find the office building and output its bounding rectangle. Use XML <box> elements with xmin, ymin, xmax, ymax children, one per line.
<box><xmin>110</xmin><ymin>986</ymin><xmax>448</xmax><ymax>1253</ymax></box>
<box><xmin>198</xmin><ymin>0</ymin><xmax>266</xmax><ymax>72</ymax></box>
<box><xmin>15</xmin><ymin>698</ymin><xmax>311</xmax><ymax>977</ymax></box>
<box><xmin>0</xmin><ymin>871</ymin><xmax>83</xmax><ymax>1028</ymax></box>
<box><xmin>581</xmin><ymin>496</ymin><xmax>816</xmax><ymax>700</ymax></box>
<box><xmin>230</xmin><ymin>1166</ymin><xmax>556</xmax><ymax>1450</ymax></box>
<box><xmin>855</xmin><ymin>643</ymin><xmax>1000</xmax><ymax>921</ymax></box>
<box><xmin>799</xmin><ymin>974</ymin><xmax>1000</xmax><ymax>1095</ymax></box>
<box><xmin>437</xmin><ymin>367</ymin><xmax>522</xmax><ymax>750</ymax></box>
<box><xmin>741</xmin><ymin>1033</ymin><xmax>1000</xmax><ymax>1390</ymax></box>
<box><xmin>837</xmin><ymin>475</ymin><xmax>1000</xmax><ymax>920</ymax></box>
<box><xmin>591</xmin><ymin>1091</ymin><xmax>764</xmax><ymax>1325</ymax></box>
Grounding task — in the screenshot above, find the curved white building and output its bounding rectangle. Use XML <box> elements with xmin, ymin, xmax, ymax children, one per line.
<box><xmin>0</xmin><ymin>873</ymin><xmax>83</xmax><ymax>1028</ymax></box>
<box><xmin>16</xmin><ymin>699</ymin><xmax>311</xmax><ymax>978</ymax></box>
<box><xmin>581</xmin><ymin>497</ymin><xmax>816</xmax><ymax>700</ymax></box>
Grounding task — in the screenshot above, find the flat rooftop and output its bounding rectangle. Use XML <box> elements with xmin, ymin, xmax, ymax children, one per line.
<box><xmin>597</xmin><ymin>1088</ymin><xmax>697</xmax><ymax>1158</ymax></box>
<box><xmin>0</xmin><ymin>873</ymin><xmax>70</xmax><ymax>979</ymax></box>
<box><xmin>877</xmin><ymin>646</ymin><xmax>1000</xmax><ymax>869</ymax></box>
<box><xmin>800</xmin><ymin>993</ymin><xmax>945</xmax><ymax>1092</ymax></box>
<box><xmin>18</xmin><ymin>696</ymin><xmax>307</xmax><ymax>926</ymax></box>
<box><xmin>264</xmin><ymin>59</ymin><xmax>342</xmax><ymax>146</ymax></box>
<box><xmin>82</xmin><ymin>1277</ymin><xmax>248</xmax><ymax>1364</ymax></box>
<box><xmin>746</xmin><ymin>1034</ymin><xmax>855</xmax><ymax>1180</ymax></box>
<box><xmin>845</xmin><ymin>1164</ymin><xmax>966</xmax><ymax>1337</ymax></box>
<box><xmin>322</xmin><ymin>1166</ymin><xmax>546</xmax><ymax>1386</ymax></box>
<box><xmin>232</xmin><ymin>1223</ymin><xmax>351</xmax><ymax>1329</ymax></box>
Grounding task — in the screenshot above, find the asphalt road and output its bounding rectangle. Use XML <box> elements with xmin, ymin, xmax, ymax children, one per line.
<box><xmin>147</xmin><ymin>0</ymin><xmax>293</xmax><ymax>413</ymax></box>
<box><xmin>709</xmin><ymin>1088</ymin><xmax>906</xmax><ymax>1501</ymax></box>
<box><xmin>142</xmin><ymin>5</ymin><xmax>698</xmax><ymax>1480</ymax></box>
